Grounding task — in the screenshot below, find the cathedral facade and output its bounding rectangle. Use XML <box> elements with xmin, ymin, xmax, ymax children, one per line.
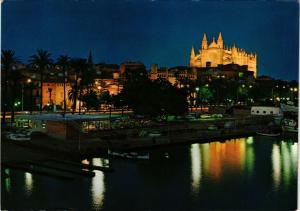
<box><xmin>190</xmin><ymin>33</ymin><xmax>257</xmax><ymax>77</ymax></box>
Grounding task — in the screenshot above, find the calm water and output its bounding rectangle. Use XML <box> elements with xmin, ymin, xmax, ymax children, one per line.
<box><xmin>2</xmin><ymin>136</ymin><xmax>298</xmax><ymax>210</ymax></box>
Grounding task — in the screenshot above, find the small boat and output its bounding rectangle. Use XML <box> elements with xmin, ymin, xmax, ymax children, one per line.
<box><xmin>6</xmin><ymin>133</ymin><xmax>31</xmax><ymax>141</ymax></box>
<box><xmin>256</xmin><ymin>131</ymin><xmax>281</xmax><ymax>137</ymax></box>
<box><xmin>282</xmin><ymin>118</ymin><xmax>298</xmax><ymax>133</ymax></box>
<box><xmin>148</xmin><ymin>131</ymin><xmax>161</xmax><ymax>137</ymax></box>
<box><xmin>208</xmin><ymin>125</ymin><xmax>218</xmax><ymax>130</ymax></box>
<box><xmin>256</xmin><ymin>129</ymin><xmax>280</xmax><ymax>137</ymax></box>
<box><xmin>108</xmin><ymin>149</ymin><xmax>149</xmax><ymax>160</ymax></box>
<box><xmin>280</xmin><ymin>101</ymin><xmax>298</xmax><ymax>113</ymax></box>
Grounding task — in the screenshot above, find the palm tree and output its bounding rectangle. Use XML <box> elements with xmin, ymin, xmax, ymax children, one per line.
<box><xmin>70</xmin><ymin>58</ymin><xmax>87</xmax><ymax>114</ymax></box>
<box><xmin>68</xmin><ymin>85</ymin><xmax>79</xmax><ymax>114</ymax></box>
<box><xmin>56</xmin><ymin>55</ymin><xmax>71</xmax><ymax>115</ymax></box>
<box><xmin>1</xmin><ymin>50</ymin><xmax>20</xmax><ymax>125</ymax></box>
<box><xmin>29</xmin><ymin>50</ymin><xmax>52</xmax><ymax>113</ymax></box>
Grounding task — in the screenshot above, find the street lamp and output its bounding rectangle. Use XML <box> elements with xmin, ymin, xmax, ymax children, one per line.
<box><xmin>195</xmin><ymin>87</ymin><xmax>199</xmax><ymax>109</ymax></box>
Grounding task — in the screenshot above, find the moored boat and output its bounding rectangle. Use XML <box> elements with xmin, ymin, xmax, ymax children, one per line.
<box><xmin>108</xmin><ymin>149</ymin><xmax>150</xmax><ymax>160</ymax></box>
<box><xmin>6</xmin><ymin>133</ymin><xmax>31</xmax><ymax>141</ymax></box>
<box><xmin>282</xmin><ymin>118</ymin><xmax>298</xmax><ymax>133</ymax></box>
<box><xmin>256</xmin><ymin>131</ymin><xmax>281</xmax><ymax>137</ymax></box>
<box><xmin>280</xmin><ymin>101</ymin><xmax>298</xmax><ymax>113</ymax></box>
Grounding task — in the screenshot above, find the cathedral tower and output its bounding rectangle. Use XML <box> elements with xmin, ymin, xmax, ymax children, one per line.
<box><xmin>201</xmin><ymin>33</ymin><xmax>208</xmax><ymax>49</ymax></box>
<box><xmin>189</xmin><ymin>32</ymin><xmax>257</xmax><ymax>77</ymax></box>
<box><xmin>217</xmin><ymin>32</ymin><xmax>223</xmax><ymax>49</ymax></box>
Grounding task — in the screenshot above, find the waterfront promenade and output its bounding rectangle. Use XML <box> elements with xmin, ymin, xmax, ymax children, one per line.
<box><xmin>2</xmin><ymin>115</ymin><xmax>277</xmax><ymax>162</ymax></box>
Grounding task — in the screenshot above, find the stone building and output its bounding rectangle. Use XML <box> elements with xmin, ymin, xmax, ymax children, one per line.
<box><xmin>189</xmin><ymin>32</ymin><xmax>257</xmax><ymax>77</ymax></box>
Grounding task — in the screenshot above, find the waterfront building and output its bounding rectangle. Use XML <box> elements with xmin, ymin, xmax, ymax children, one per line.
<box><xmin>190</xmin><ymin>32</ymin><xmax>257</xmax><ymax>77</ymax></box>
<box><xmin>42</xmin><ymin>81</ymin><xmax>73</xmax><ymax>110</ymax></box>
<box><xmin>149</xmin><ymin>63</ymin><xmax>254</xmax><ymax>86</ymax></box>
<box><xmin>120</xmin><ymin>61</ymin><xmax>147</xmax><ymax>80</ymax></box>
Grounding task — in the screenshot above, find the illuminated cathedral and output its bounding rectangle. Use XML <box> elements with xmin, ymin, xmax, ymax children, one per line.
<box><xmin>189</xmin><ymin>32</ymin><xmax>257</xmax><ymax>77</ymax></box>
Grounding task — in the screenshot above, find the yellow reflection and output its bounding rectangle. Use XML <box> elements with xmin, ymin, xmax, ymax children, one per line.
<box><xmin>190</xmin><ymin>144</ymin><xmax>201</xmax><ymax>194</ymax></box>
<box><xmin>201</xmin><ymin>143</ymin><xmax>210</xmax><ymax>174</ymax></box>
<box><xmin>199</xmin><ymin>138</ymin><xmax>249</xmax><ymax>180</ymax></box>
<box><xmin>239</xmin><ymin>139</ymin><xmax>246</xmax><ymax>171</ymax></box>
<box><xmin>91</xmin><ymin>158</ymin><xmax>105</xmax><ymax>209</ymax></box>
<box><xmin>82</xmin><ymin>159</ymin><xmax>90</xmax><ymax>165</ymax></box>
<box><xmin>272</xmin><ymin>144</ymin><xmax>281</xmax><ymax>189</ymax></box>
<box><xmin>25</xmin><ymin>172</ymin><xmax>33</xmax><ymax>196</ymax></box>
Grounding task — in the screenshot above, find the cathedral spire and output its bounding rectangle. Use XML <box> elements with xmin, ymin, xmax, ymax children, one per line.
<box><xmin>201</xmin><ymin>33</ymin><xmax>208</xmax><ymax>49</ymax></box>
<box><xmin>217</xmin><ymin>32</ymin><xmax>223</xmax><ymax>48</ymax></box>
<box><xmin>87</xmin><ymin>50</ymin><xmax>93</xmax><ymax>65</ymax></box>
<box><xmin>190</xmin><ymin>45</ymin><xmax>196</xmax><ymax>58</ymax></box>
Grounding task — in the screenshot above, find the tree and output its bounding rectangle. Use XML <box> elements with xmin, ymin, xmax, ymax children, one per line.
<box><xmin>81</xmin><ymin>90</ymin><xmax>99</xmax><ymax>111</ymax></box>
<box><xmin>116</xmin><ymin>77</ymin><xmax>188</xmax><ymax>118</ymax></box>
<box><xmin>196</xmin><ymin>86</ymin><xmax>213</xmax><ymax>110</ymax></box>
<box><xmin>29</xmin><ymin>50</ymin><xmax>52</xmax><ymax>113</ymax></box>
<box><xmin>68</xmin><ymin>85</ymin><xmax>79</xmax><ymax>114</ymax></box>
<box><xmin>69</xmin><ymin>58</ymin><xmax>90</xmax><ymax>114</ymax></box>
<box><xmin>1</xmin><ymin>50</ymin><xmax>20</xmax><ymax>125</ymax></box>
<box><xmin>56</xmin><ymin>55</ymin><xmax>71</xmax><ymax>115</ymax></box>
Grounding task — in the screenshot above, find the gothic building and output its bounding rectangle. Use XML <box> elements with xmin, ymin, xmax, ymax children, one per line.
<box><xmin>189</xmin><ymin>32</ymin><xmax>257</xmax><ymax>77</ymax></box>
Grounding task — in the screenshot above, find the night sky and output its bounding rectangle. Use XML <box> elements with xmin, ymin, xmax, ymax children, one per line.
<box><xmin>2</xmin><ymin>0</ymin><xmax>299</xmax><ymax>80</ymax></box>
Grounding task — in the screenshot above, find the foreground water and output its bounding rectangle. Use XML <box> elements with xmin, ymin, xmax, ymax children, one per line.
<box><xmin>2</xmin><ymin>136</ymin><xmax>298</xmax><ymax>210</ymax></box>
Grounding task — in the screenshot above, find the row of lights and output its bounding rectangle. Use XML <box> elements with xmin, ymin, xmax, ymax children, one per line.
<box><xmin>275</xmin><ymin>85</ymin><xmax>298</xmax><ymax>91</ymax></box>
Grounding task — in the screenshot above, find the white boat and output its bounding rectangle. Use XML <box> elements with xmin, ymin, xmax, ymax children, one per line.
<box><xmin>280</xmin><ymin>102</ymin><xmax>298</xmax><ymax>113</ymax></box>
<box><xmin>148</xmin><ymin>131</ymin><xmax>161</xmax><ymax>137</ymax></box>
<box><xmin>6</xmin><ymin>133</ymin><xmax>31</xmax><ymax>141</ymax></box>
<box><xmin>108</xmin><ymin>149</ymin><xmax>150</xmax><ymax>160</ymax></box>
<box><xmin>200</xmin><ymin>114</ymin><xmax>211</xmax><ymax>119</ymax></box>
<box><xmin>282</xmin><ymin>118</ymin><xmax>298</xmax><ymax>133</ymax></box>
<box><xmin>256</xmin><ymin>132</ymin><xmax>281</xmax><ymax>137</ymax></box>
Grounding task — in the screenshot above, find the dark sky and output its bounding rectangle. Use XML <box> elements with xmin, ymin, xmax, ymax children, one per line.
<box><xmin>2</xmin><ymin>0</ymin><xmax>299</xmax><ymax>80</ymax></box>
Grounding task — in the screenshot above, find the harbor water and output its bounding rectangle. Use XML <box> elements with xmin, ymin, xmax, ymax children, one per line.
<box><xmin>1</xmin><ymin>136</ymin><xmax>298</xmax><ymax>210</ymax></box>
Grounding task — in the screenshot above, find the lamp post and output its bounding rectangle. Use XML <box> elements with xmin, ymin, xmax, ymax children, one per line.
<box><xmin>195</xmin><ymin>87</ymin><xmax>199</xmax><ymax>109</ymax></box>
<box><xmin>27</xmin><ymin>79</ymin><xmax>33</xmax><ymax>114</ymax></box>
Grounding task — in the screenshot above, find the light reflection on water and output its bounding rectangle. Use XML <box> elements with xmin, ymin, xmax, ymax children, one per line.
<box><xmin>24</xmin><ymin>172</ymin><xmax>33</xmax><ymax>197</ymax></box>
<box><xmin>190</xmin><ymin>137</ymin><xmax>297</xmax><ymax>194</ymax></box>
<box><xmin>2</xmin><ymin>136</ymin><xmax>297</xmax><ymax>210</ymax></box>
<box><xmin>190</xmin><ymin>144</ymin><xmax>201</xmax><ymax>194</ymax></box>
<box><xmin>272</xmin><ymin>144</ymin><xmax>281</xmax><ymax>189</ymax></box>
<box><xmin>272</xmin><ymin>141</ymin><xmax>298</xmax><ymax>190</ymax></box>
<box><xmin>91</xmin><ymin>158</ymin><xmax>105</xmax><ymax>210</ymax></box>
<box><xmin>190</xmin><ymin>138</ymin><xmax>252</xmax><ymax>191</ymax></box>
